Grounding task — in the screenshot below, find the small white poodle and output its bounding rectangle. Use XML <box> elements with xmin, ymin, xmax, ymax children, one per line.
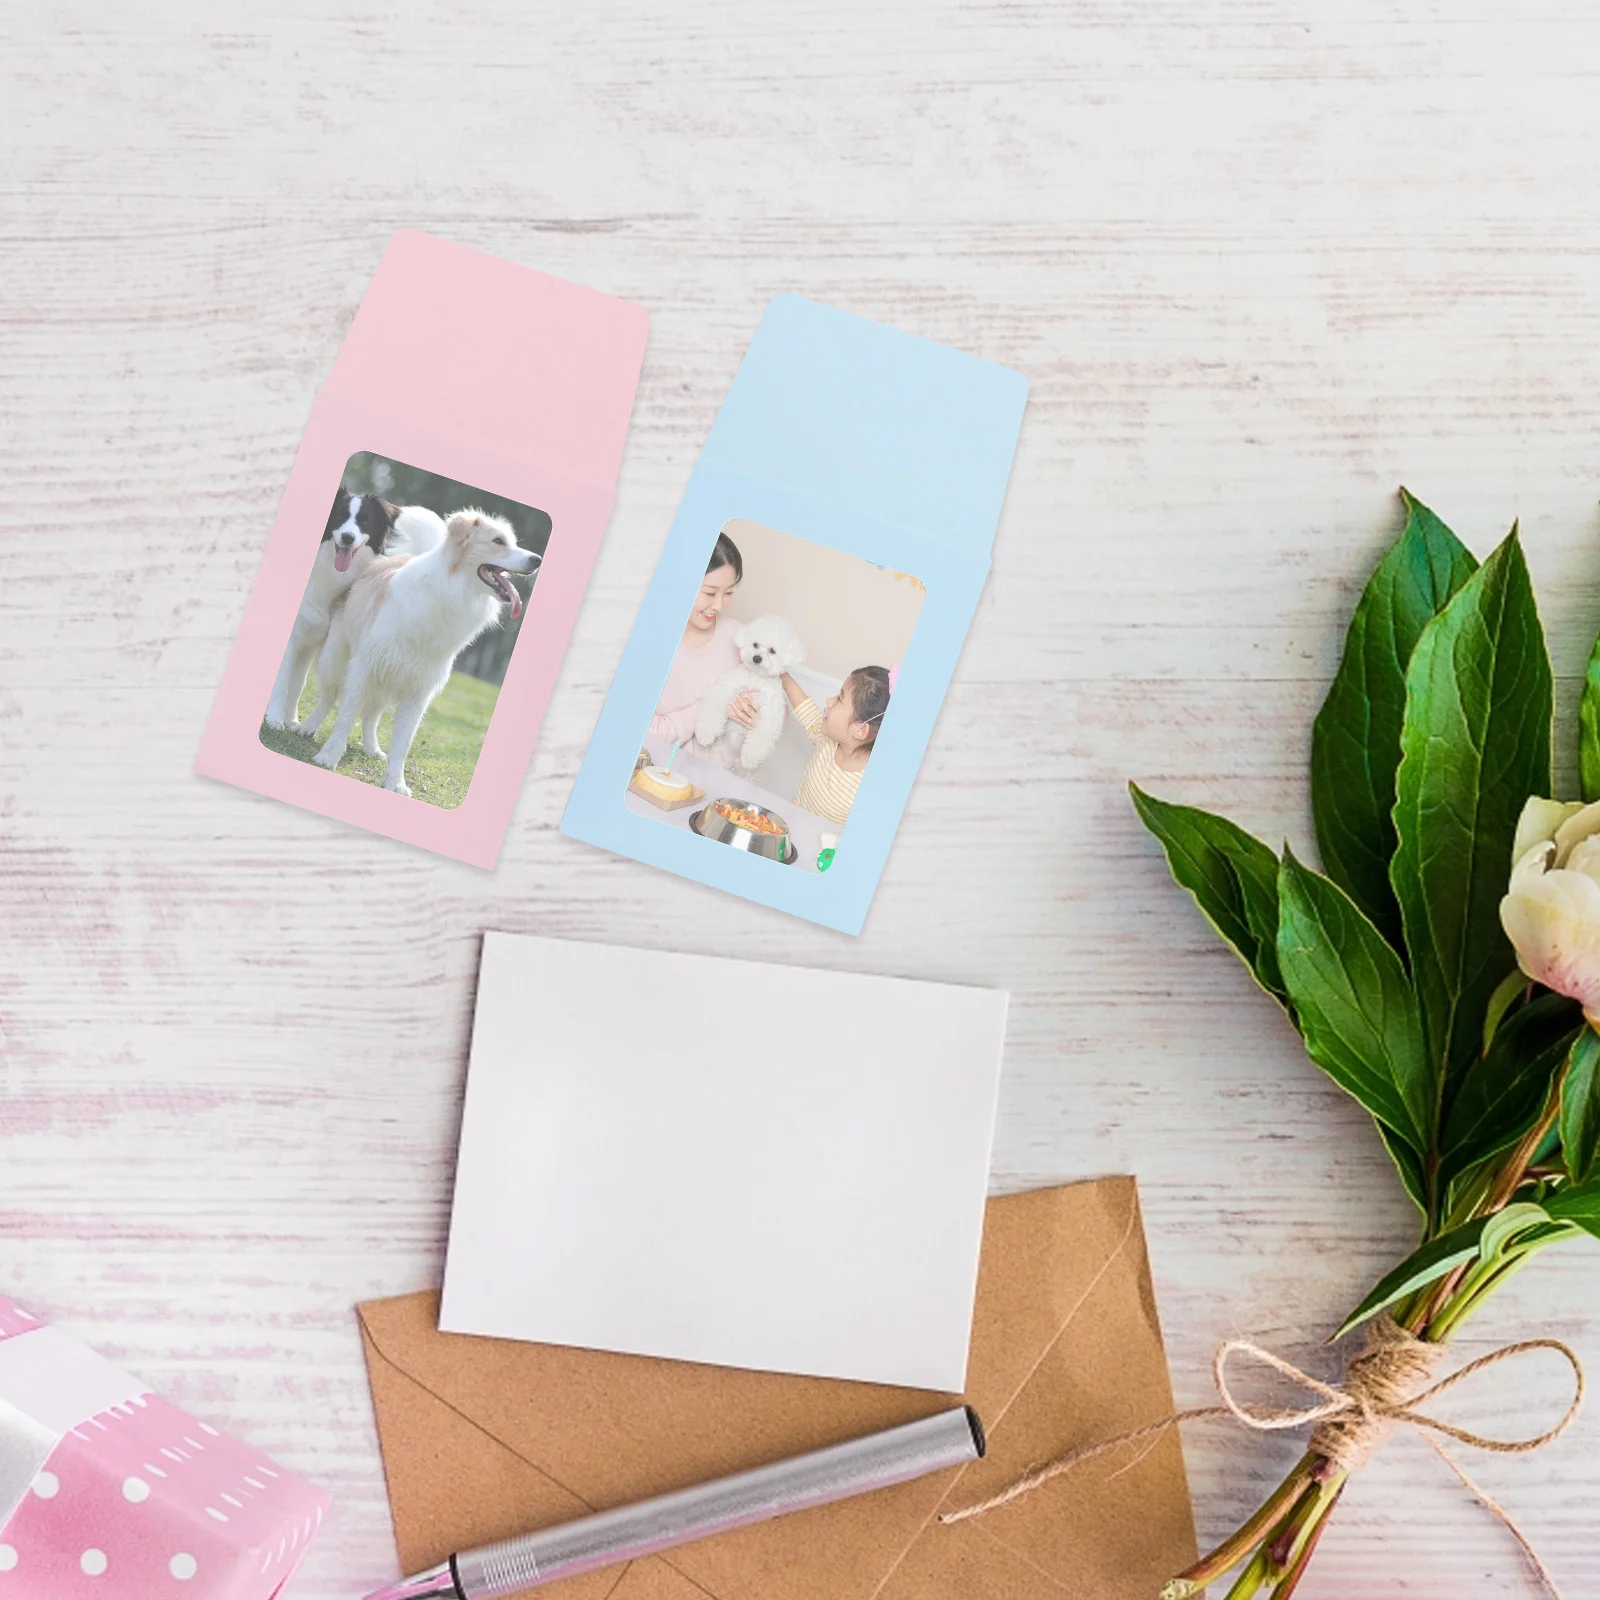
<box><xmin>695</xmin><ymin>615</ymin><xmax>806</xmax><ymax>774</ymax></box>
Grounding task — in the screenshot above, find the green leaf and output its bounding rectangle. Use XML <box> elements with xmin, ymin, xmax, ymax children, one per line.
<box><xmin>1503</xmin><ymin>1220</ymin><xmax>1580</xmax><ymax>1253</ymax></box>
<box><xmin>1559</xmin><ymin>1027</ymin><xmax>1600</xmax><ymax>1184</ymax></box>
<box><xmin>1335</xmin><ymin>1201</ymin><xmax>1561</xmax><ymax>1339</ymax></box>
<box><xmin>1580</xmin><ymin>630</ymin><xmax>1600</xmax><ymax>802</ymax></box>
<box><xmin>1391</xmin><ymin>526</ymin><xmax>1554</xmax><ymax>1105</ymax></box>
<box><xmin>1335</xmin><ymin>1217</ymin><xmax>1486</xmax><ymax>1338</ymax></box>
<box><xmin>1440</xmin><ymin>993</ymin><xmax>1581</xmax><ymax>1191</ymax></box>
<box><xmin>1311</xmin><ymin>491</ymin><xmax>1477</xmax><ymax>949</ymax></box>
<box><xmin>1481</xmin><ymin>967</ymin><xmax>1529</xmax><ymax>1056</ymax></box>
<box><xmin>1277</xmin><ymin>848</ymin><xmax>1432</xmax><ymax>1151</ymax></box>
<box><xmin>1478</xmin><ymin>1199</ymin><xmax>1551</xmax><ymax>1260</ymax></box>
<box><xmin>1129</xmin><ymin>784</ymin><xmax>1287</xmax><ymax>1006</ymax></box>
<box><xmin>1529</xmin><ymin>1116</ymin><xmax>1564</xmax><ymax>1172</ymax></box>
<box><xmin>1377</xmin><ymin>1121</ymin><xmax>1429</xmax><ymax>1214</ymax></box>
<box><xmin>1442</xmin><ymin>1156</ymin><xmax>1498</xmax><ymax>1225</ymax></box>
<box><xmin>1548</xmin><ymin>1178</ymin><xmax>1600</xmax><ymax>1239</ymax></box>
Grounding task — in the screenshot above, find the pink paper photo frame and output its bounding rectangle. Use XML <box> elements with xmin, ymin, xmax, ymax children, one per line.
<box><xmin>196</xmin><ymin>231</ymin><xmax>649</xmax><ymax>868</ymax></box>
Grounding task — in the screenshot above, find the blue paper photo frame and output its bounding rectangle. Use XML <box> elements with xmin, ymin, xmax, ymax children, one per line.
<box><xmin>562</xmin><ymin>295</ymin><xmax>1027</xmax><ymax>934</ymax></box>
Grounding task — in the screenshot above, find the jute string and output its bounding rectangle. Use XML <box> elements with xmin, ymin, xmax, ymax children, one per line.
<box><xmin>940</xmin><ymin>1315</ymin><xmax>1583</xmax><ymax>1598</ymax></box>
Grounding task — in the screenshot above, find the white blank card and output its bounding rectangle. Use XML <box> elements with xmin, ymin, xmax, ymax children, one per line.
<box><xmin>440</xmin><ymin>932</ymin><xmax>1009</xmax><ymax>1391</ymax></box>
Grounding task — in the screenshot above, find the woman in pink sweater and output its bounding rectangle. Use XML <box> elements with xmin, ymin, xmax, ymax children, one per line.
<box><xmin>649</xmin><ymin>532</ymin><xmax>757</xmax><ymax>745</ymax></box>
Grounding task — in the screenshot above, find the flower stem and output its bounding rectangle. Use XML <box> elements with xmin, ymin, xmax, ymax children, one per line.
<box><xmin>1269</xmin><ymin>1483</ymin><xmax>1343</xmax><ymax>1599</ymax></box>
<box><xmin>1161</xmin><ymin>1458</ymin><xmax>1316</xmax><ymax>1598</ymax></box>
<box><xmin>1164</xmin><ymin>1048</ymin><xmax>1569</xmax><ymax>1600</ymax></box>
<box><xmin>1220</xmin><ymin>1548</ymin><xmax>1273</xmax><ymax>1600</ymax></box>
<box><xmin>1481</xmin><ymin>1088</ymin><xmax>1563</xmax><ymax>1215</ymax></box>
<box><xmin>1267</xmin><ymin>1471</ymin><xmax>1343</xmax><ymax>1573</ymax></box>
<box><xmin>1427</xmin><ymin>1249</ymin><xmax>1534</xmax><ymax>1344</ymax></box>
<box><xmin>1412</xmin><ymin>1075</ymin><xmax>1564</xmax><ymax>1333</ymax></box>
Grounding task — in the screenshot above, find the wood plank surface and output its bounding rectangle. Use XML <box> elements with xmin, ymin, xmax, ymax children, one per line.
<box><xmin>4</xmin><ymin>4</ymin><xmax>1600</xmax><ymax>1594</ymax></box>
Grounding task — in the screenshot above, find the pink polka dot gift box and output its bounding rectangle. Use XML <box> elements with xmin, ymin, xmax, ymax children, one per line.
<box><xmin>0</xmin><ymin>1296</ymin><xmax>328</xmax><ymax>1599</ymax></box>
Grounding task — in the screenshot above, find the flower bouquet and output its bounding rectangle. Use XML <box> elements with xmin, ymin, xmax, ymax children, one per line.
<box><xmin>1132</xmin><ymin>492</ymin><xmax>1600</xmax><ymax>1598</ymax></box>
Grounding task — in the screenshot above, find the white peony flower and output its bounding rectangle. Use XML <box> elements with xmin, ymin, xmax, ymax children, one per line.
<box><xmin>1500</xmin><ymin>797</ymin><xmax>1600</xmax><ymax>1022</ymax></box>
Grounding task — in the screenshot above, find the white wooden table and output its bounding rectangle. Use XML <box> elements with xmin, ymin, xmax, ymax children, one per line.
<box><xmin>4</xmin><ymin>6</ymin><xmax>1600</xmax><ymax>1595</ymax></box>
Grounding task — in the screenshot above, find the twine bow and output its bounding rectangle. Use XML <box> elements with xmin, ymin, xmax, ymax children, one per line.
<box><xmin>941</xmin><ymin>1315</ymin><xmax>1583</xmax><ymax>1598</ymax></box>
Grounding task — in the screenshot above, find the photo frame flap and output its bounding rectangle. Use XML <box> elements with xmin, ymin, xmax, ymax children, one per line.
<box><xmin>320</xmin><ymin>230</ymin><xmax>650</xmax><ymax>491</ymax></box>
<box><xmin>701</xmin><ymin>293</ymin><xmax>1028</xmax><ymax>558</ymax></box>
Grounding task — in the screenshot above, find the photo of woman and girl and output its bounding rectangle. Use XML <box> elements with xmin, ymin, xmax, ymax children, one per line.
<box><xmin>631</xmin><ymin>519</ymin><xmax>925</xmax><ymax>870</ymax></box>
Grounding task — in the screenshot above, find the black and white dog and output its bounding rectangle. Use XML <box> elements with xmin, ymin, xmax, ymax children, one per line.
<box><xmin>264</xmin><ymin>489</ymin><xmax>443</xmax><ymax>731</ymax></box>
<box><xmin>305</xmin><ymin>509</ymin><xmax>537</xmax><ymax>795</ymax></box>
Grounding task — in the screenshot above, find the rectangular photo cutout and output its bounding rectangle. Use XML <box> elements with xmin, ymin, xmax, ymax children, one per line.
<box><xmin>259</xmin><ymin>451</ymin><xmax>551</xmax><ymax>808</ymax></box>
<box><xmin>626</xmin><ymin>519</ymin><xmax>925</xmax><ymax>874</ymax></box>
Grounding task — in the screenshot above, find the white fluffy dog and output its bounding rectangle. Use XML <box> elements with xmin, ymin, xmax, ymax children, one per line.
<box><xmin>694</xmin><ymin>615</ymin><xmax>806</xmax><ymax>774</ymax></box>
<box><xmin>263</xmin><ymin>493</ymin><xmax>446</xmax><ymax>731</ymax></box>
<box><xmin>302</xmin><ymin>508</ymin><xmax>538</xmax><ymax>796</ymax></box>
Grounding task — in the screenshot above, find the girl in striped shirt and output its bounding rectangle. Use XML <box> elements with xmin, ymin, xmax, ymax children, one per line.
<box><xmin>779</xmin><ymin>664</ymin><xmax>893</xmax><ymax>826</ymax></box>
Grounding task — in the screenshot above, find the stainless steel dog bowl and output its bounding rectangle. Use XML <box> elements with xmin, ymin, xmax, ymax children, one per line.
<box><xmin>691</xmin><ymin>799</ymin><xmax>798</xmax><ymax>865</ymax></box>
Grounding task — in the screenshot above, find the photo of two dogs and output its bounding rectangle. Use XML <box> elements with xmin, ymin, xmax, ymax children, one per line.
<box><xmin>260</xmin><ymin>455</ymin><xmax>549</xmax><ymax>806</ymax></box>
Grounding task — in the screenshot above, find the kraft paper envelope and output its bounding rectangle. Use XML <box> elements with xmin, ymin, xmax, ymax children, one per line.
<box><xmin>358</xmin><ymin>1177</ymin><xmax>1196</xmax><ymax>1600</ymax></box>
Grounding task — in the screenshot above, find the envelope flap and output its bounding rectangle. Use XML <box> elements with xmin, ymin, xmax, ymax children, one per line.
<box><xmin>701</xmin><ymin>294</ymin><xmax>1027</xmax><ymax>557</ymax></box>
<box><xmin>919</xmin><ymin>1181</ymin><xmax>1197</xmax><ymax>1597</ymax></box>
<box><xmin>963</xmin><ymin>1177</ymin><xmax>1154</xmax><ymax>1420</ymax></box>
<box><xmin>357</xmin><ymin>1291</ymin><xmax>960</xmax><ymax>1600</ymax></box>
<box><xmin>645</xmin><ymin>1186</ymin><xmax>1164</xmax><ymax>1600</ymax></box>
<box><xmin>320</xmin><ymin>230</ymin><xmax>649</xmax><ymax>490</ymax></box>
<box><xmin>360</xmin><ymin>1179</ymin><xmax>1193</xmax><ymax>1600</ymax></box>
<box><xmin>361</xmin><ymin>1289</ymin><xmax>953</xmax><ymax>1497</ymax></box>
<box><xmin>360</xmin><ymin>1308</ymin><xmax>616</xmax><ymax>1600</ymax></box>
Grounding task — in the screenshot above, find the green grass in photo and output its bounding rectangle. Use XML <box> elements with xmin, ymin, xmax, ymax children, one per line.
<box><xmin>258</xmin><ymin>670</ymin><xmax>499</xmax><ymax>810</ymax></box>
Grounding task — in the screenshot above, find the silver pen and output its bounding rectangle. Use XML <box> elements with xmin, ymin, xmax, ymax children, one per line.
<box><xmin>364</xmin><ymin>1404</ymin><xmax>985</xmax><ymax>1600</ymax></box>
